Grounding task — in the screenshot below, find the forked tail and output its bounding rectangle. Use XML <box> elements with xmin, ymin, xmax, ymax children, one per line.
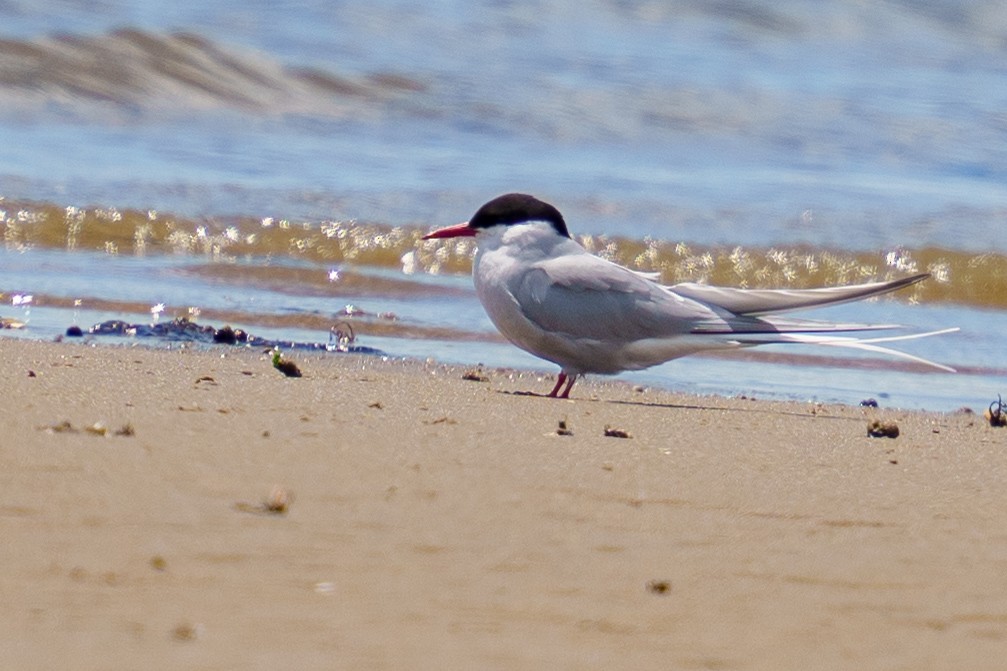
<box><xmin>756</xmin><ymin>327</ymin><xmax>960</xmax><ymax>372</ymax></box>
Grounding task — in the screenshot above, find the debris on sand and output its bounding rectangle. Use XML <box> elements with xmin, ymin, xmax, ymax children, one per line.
<box><xmin>37</xmin><ymin>419</ymin><xmax>135</xmax><ymax>437</ymax></box>
<box><xmin>234</xmin><ymin>485</ymin><xmax>292</xmax><ymax>516</ymax></box>
<box><xmin>646</xmin><ymin>579</ymin><xmax>672</xmax><ymax>595</ymax></box>
<box><xmin>867</xmin><ymin>419</ymin><xmax>900</xmax><ymax>439</ymax></box>
<box><xmin>171</xmin><ymin>622</ymin><xmax>202</xmax><ymax>642</ymax></box>
<box><xmin>40</xmin><ymin>420</ymin><xmax>77</xmax><ymax>434</ymax></box>
<box><xmin>556</xmin><ymin>419</ymin><xmax>574</xmax><ymax>436</ymax></box>
<box><xmin>263</xmin><ymin>485</ymin><xmax>291</xmax><ymax>514</ymax></box>
<box><xmin>84</xmin><ymin>422</ymin><xmax>108</xmax><ymax>436</ymax></box>
<box><xmin>462</xmin><ymin>366</ymin><xmax>489</xmax><ymax>382</ymax></box>
<box><xmin>114</xmin><ymin>423</ymin><xmax>135</xmax><ymax>437</ymax></box>
<box><xmin>985</xmin><ymin>395</ymin><xmax>1006</xmax><ymax>428</ymax></box>
<box><xmin>603</xmin><ymin>425</ymin><xmax>632</xmax><ymax>439</ymax></box>
<box><xmin>212</xmin><ymin>325</ymin><xmax>247</xmax><ymax>344</ymax></box>
<box><xmin>271</xmin><ymin>348</ymin><xmax>302</xmax><ymax>377</ymax></box>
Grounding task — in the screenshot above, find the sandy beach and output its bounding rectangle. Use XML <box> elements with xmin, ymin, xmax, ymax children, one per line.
<box><xmin>2</xmin><ymin>337</ymin><xmax>1005</xmax><ymax>670</ymax></box>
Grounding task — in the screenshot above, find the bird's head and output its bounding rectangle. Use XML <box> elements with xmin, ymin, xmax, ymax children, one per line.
<box><xmin>422</xmin><ymin>193</ymin><xmax>570</xmax><ymax>240</ymax></box>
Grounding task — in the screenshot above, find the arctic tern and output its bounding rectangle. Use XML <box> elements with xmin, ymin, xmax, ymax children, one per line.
<box><xmin>423</xmin><ymin>193</ymin><xmax>955</xmax><ymax>399</ymax></box>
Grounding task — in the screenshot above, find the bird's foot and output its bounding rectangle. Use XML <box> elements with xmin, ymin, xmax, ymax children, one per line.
<box><xmin>546</xmin><ymin>372</ymin><xmax>577</xmax><ymax>399</ymax></box>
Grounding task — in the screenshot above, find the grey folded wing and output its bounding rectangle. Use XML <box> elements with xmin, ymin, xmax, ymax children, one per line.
<box><xmin>513</xmin><ymin>256</ymin><xmax>925</xmax><ymax>340</ymax></box>
<box><xmin>513</xmin><ymin>255</ymin><xmax>723</xmax><ymax>341</ymax></box>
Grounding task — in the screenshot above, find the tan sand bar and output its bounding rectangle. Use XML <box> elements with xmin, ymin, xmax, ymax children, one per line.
<box><xmin>1</xmin><ymin>338</ymin><xmax>1005</xmax><ymax>670</ymax></box>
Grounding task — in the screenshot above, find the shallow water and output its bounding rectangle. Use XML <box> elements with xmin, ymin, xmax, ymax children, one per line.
<box><xmin>2</xmin><ymin>1</ymin><xmax>1005</xmax><ymax>410</ymax></box>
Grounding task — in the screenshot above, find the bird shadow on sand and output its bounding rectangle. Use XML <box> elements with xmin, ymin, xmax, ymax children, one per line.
<box><xmin>605</xmin><ymin>397</ymin><xmax>864</xmax><ymax>422</ymax></box>
<box><xmin>496</xmin><ymin>389</ymin><xmax>863</xmax><ymax>422</ymax></box>
<box><xmin>498</xmin><ymin>388</ymin><xmax>729</xmax><ymax>411</ymax></box>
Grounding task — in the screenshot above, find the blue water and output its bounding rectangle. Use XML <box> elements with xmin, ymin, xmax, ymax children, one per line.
<box><xmin>4</xmin><ymin>1</ymin><xmax>1007</xmax><ymax>239</ymax></box>
<box><xmin>2</xmin><ymin>1</ymin><xmax>1005</xmax><ymax>409</ymax></box>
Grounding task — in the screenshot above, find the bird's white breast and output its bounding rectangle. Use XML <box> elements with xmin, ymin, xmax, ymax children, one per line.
<box><xmin>472</xmin><ymin>223</ymin><xmax>580</xmax><ymax>366</ymax></box>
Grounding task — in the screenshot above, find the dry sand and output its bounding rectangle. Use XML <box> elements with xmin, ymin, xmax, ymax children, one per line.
<box><xmin>2</xmin><ymin>338</ymin><xmax>1005</xmax><ymax>670</ymax></box>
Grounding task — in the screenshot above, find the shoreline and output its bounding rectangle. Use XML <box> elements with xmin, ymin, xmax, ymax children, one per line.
<box><xmin>3</xmin><ymin>338</ymin><xmax>1005</xmax><ymax>669</ymax></box>
<box><xmin>2</xmin><ymin>322</ymin><xmax>978</xmax><ymax>412</ymax></box>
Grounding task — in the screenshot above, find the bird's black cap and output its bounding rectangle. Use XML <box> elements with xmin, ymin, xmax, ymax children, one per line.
<box><xmin>468</xmin><ymin>193</ymin><xmax>570</xmax><ymax>238</ymax></box>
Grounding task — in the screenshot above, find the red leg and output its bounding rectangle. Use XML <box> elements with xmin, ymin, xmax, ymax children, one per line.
<box><xmin>547</xmin><ymin>372</ymin><xmax>567</xmax><ymax>397</ymax></box>
<box><xmin>559</xmin><ymin>374</ymin><xmax>577</xmax><ymax>399</ymax></box>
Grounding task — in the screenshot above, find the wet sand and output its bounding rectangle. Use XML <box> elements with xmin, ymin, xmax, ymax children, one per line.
<box><xmin>2</xmin><ymin>338</ymin><xmax>1005</xmax><ymax>670</ymax></box>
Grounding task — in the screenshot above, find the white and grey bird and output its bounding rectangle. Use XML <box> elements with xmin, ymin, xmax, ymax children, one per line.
<box><xmin>423</xmin><ymin>193</ymin><xmax>955</xmax><ymax>399</ymax></box>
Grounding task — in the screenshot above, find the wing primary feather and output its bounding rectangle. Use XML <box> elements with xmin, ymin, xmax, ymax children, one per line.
<box><xmin>670</xmin><ymin>272</ymin><xmax>930</xmax><ymax>316</ymax></box>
